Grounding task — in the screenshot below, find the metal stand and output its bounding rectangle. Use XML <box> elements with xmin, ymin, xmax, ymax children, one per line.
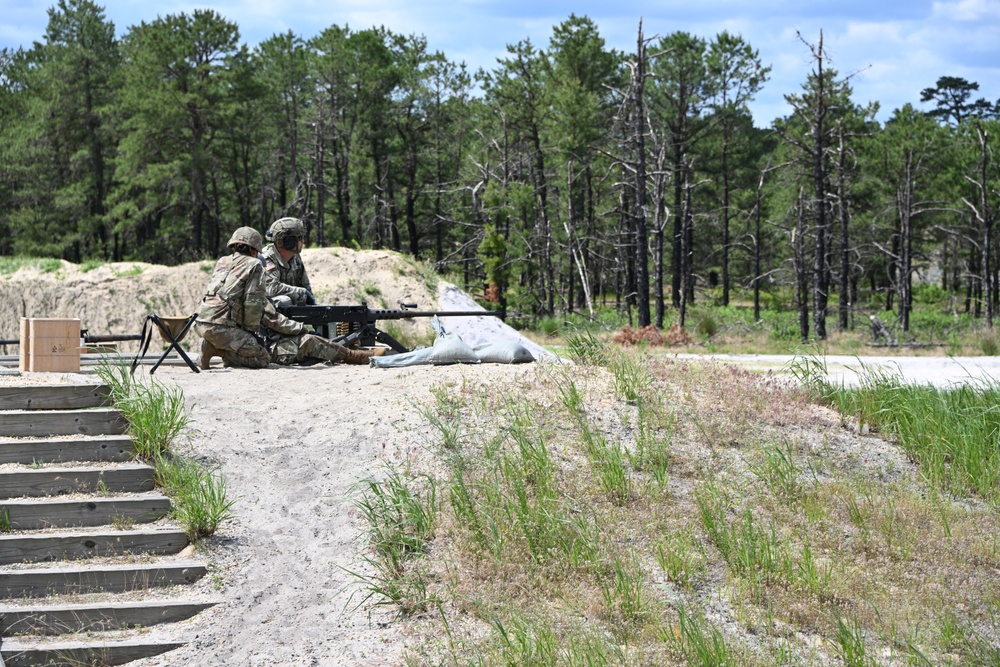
<box><xmin>132</xmin><ymin>313</ymin><xmax>200</xmax><ymax>375</ymax></box>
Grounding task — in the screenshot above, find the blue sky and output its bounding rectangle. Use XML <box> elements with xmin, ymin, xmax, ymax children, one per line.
<box><xmin>3</xmin><ymin>0</ymin><xmax>999</xmax><ymax>126</ymax></box>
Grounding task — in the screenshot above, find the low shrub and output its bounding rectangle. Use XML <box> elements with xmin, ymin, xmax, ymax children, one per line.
<box><xmin>611</xmin><ymin>323</ymin><xmax>691</xmax><ymax>346</ymax></box>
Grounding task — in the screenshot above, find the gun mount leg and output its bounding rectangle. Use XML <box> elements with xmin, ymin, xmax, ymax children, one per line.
<box><xmin>372</xmin><ymin>329</ymin><xmax>409</xmax><ymax>354</ymax></box>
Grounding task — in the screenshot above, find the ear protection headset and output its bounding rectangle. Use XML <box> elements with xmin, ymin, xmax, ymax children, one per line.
<box><xmin>281</xmin><ymin>234</ymin><xmax>299</xmax><ymax>251</ymax></box>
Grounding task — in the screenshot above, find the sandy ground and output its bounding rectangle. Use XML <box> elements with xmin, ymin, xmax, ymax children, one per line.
<box><xmin>121</xmin><ymin>360</ymin><xmax>552</xmax><ymax>667</ymax></box>
<box><xmin>0</xmin><ymin>248</ymin><xmax>559</xmax><ymax>666</ymax></box>
<box><xmin>0</xmin><ymin>346</ymin><xmax>554</xmax><ymax>667</ymax></box>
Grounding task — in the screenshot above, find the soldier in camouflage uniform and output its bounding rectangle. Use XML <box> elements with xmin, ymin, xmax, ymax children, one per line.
<box><xmin>261</xmin><ymin>217</ymin><xmax>314</xmax><ymax>307</ymax></box>
<box><xmin>195</xmin><ymin>227</ymin><xmax>380</xmax><ymax>369</ymax></box>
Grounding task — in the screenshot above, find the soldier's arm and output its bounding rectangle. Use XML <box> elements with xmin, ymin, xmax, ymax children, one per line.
<box><xmin>261</xmin><ymin>300</ymin><xmax>307</xmax><ymax>336</ymax></box>
<box><xmin>263</xmin><ymin>258</ymin><xmax>310</xmax><ymax>305</ymax></box>
<box><xmin>242</xmin><ymin>263</ymin><xmax>268</xmax><ymax>330</ymax></box>
<box><xmin>299</xmin><ymin>260</ymin><xmax>313</xmax><ymax>296</ymax></box>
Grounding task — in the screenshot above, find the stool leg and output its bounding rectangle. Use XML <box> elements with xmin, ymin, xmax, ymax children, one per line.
<box><xmin>149</xmin><ymin>315</ymin><xmax>201</xmax><ymax>374</ymax></box>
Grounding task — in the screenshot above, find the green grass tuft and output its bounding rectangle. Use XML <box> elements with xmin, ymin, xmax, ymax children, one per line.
<box><xmin>156</xmin><ymin>454</ymin><xmax>235</xmax><ymax>540</ymax></box>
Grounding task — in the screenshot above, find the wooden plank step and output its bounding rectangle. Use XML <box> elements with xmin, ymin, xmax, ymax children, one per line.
<box><xmin>0</xmin><ymin>409</ymin><xmax>126</xmax><ymax>438</ymax></box>
<box><xmin>0</xmin><ymin>435</ymin><xmax>135</xmax><ymax>465</ymax></box>
<box><xmin>0</xmin><ymin>599</ymin><xmax>216</xmax><ymax>635</ymax></box>
<box><xmin>0</xmin><ymin>559</ymin><xmax>206</xmax><ymax>597</ymax></box>
<box><xmin>1</xmin><ymin>494</ymin><xmax>170</xmax><ymax>530</ymax></box>
<box><xmin>0</xmin><ymin>385</ymin><xmax>110</xmax><ymax>411</ymax></box>
<box><xmin>0</xmin><ymin>638</ymin><xmax>184</xmax><ymax>667</ymax></box>
<box><xmin>0</xmin><ymin>464</ymin><xmax>155</xmax><ymax>499</ymax></box>
<box><xmin>0</xmin><ymin>529</ymin><xmax>188</xmax><ymax>565</ymax></box>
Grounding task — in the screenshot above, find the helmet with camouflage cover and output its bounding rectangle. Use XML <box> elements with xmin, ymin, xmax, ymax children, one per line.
<box><xmin>267</xmin><ymin>217</ymin><xmax>306</xmax><ymax>251</ymax></box>
<box><xmin>226</xmin><ymin>226</ymin><xmax>263</xmax><ymax>253</ymax></box>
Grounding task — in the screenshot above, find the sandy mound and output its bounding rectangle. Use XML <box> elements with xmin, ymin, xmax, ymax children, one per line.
<box><xmin>0</xmin><ymin>248</ymin><xmax>553</xmax><ymax>360</ymax></box>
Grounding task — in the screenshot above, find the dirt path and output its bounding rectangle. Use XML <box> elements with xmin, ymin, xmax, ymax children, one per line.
<box><xmin>669</xmin><ymin>352</ymin><xmax>1000</xmax><ymax>388</ymax></box>
<box><xmin>127</xmin><ymin>361</ymin><xmax>543</xmax><ymax>667</ymax></box>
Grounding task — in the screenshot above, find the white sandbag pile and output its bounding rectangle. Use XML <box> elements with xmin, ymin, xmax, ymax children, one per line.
<box><xmin>371</xmin><ymin>316</ymin><xmax>535</xmax><ymax>368</ymax></box>
<box><xmin>471</xmin><ymin>341</ymin><xmax>535</xmax><ymax>364</ymax></box>
<box><xmin>436</xmin><ymin>285</ymin><xmax>558</xmax><ymax>363</ymax></box>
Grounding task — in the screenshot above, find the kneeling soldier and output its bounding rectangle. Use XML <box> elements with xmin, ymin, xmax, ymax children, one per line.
<box><xmin>195</xmin><ymin>227</ymin><xmax>381</xmax><ymax>369</ymax></box>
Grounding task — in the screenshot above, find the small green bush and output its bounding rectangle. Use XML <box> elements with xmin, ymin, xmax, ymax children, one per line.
<box><xmin>912</xmin><ymin>282</ymin><xmax>948</xmax><ymax>304</ymax></box>
<box><xmin>114</xmin><ymin>379</ymin><xmax>190</xmax><ymax>460</ymax></box>
<box><xmin>38</xmin><ymin>258</ymin><xmax>63</xmax><ymax>273</ymax></box>
<box><xmin>980</xmin><ymin>330</ymin><xmax>999</xmax><ymax>356</ymax></box>
<box><xmin>536</xmin><ymin>316</ymin><xmax>563</xmax><ymax>337</ymax></box>
<box><xmin>111</xmin><ymin>264</ymin><xmax>144</xmax><ymax>277</ymax></box>
<box><xmin>348</xmin><ymin>468</ymin><xmax>438</xmax><ymax>612</ymax></box>
<box><xmin>694</xmin><ymin>311</ymin><xmax>719</xmax><ymax>338</ymax></box>
<box><xmin>564</xmin><ymin>327</ymin><xmax>610</xmax><ymax>365</ymax></box>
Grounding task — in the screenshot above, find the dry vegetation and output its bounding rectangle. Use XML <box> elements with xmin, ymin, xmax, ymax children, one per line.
<box><xmin>354</xmin><ymin>347</ymin><xmax>1000</xmax><ymax>666</ymax></box>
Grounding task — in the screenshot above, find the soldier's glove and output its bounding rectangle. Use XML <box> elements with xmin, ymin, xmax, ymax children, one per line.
<box><xmin>304</xmin><ymin>291</ymin><xmax>316</xmax><ymax>305</ymax></box>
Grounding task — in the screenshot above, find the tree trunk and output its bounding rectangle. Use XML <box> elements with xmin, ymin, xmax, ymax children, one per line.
<box><xmin>795</xmin><ymin>192</ymin><xmax>810</xmax><ymax>343</ymax></box>
<box><xmin>753</xmin><ymin>175</ymin><xmax>762</xmax><ymax>322</ymax></box>
<box><xmin>977</xmin><ymin>125</ymin><xmax>993</xmax><ymax>328</ymax></box>
<box><xmin>837</xmin><ymin>123</ymin><xmax>851</xmax><ymax>331</ymax></box>
<box><xmin>811</xmin><ymin>34</ymin><xmax>829</xmax><ymax>340</ymax></box>
<box><xmin>405</xmin><ymin>141</ymin><xmax>419</xmax><ymax>258</ymax></box>
<box><xmin>652</xmin><ymin>144</ymin><xmax>668</xmax><ymax>327</ymax></box>
<box><xmin>721</xmin><ymin>125</ymin><xmax>731</xmax><ymax>307</ymax></box>
<box><xmin>679</xmin><ymin>166</ymin><xmax>693</xmax><ymax>328</ymax></box>
<box><xmin>632</xmin><ymin>21</ymin><xmax>651</xmax><ymax>327</ymax></box>
<box><xmin>314</xmin><ymin>125</ymin><xmax>326</xmax><ymax>246</ymax></box>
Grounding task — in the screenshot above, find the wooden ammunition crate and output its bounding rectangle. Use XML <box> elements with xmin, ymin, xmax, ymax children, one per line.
<box><xmin>19</xmin><ymin>318</ymin><xmax>82</xmax><ymax>373</ymax></box>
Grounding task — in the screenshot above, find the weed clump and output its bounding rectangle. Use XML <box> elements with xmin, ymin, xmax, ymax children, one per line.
<box><xmin>96</xmin><ymin>357</ymin><xmax>235</xmax><ymax>541</ymax></box>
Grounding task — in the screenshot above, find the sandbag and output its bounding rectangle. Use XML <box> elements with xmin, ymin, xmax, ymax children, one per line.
<box><xmin>370</xmin><ymin>347</ymin><xmax>435</xmax><ymax>368</ymax></box>
<box><xmin>371</xmin><ymin>316</ymin><xmax>480</xmax><ymax>368</ymax></box>
<box><xmin>473</xmin><ymin>341</ymin><xmax>535</xmax><ymax>364</ymax></box>
<box><xmin>426</xmin><ymin>316</ymin><xmax>479</xmax><ymax>365</ymax></box>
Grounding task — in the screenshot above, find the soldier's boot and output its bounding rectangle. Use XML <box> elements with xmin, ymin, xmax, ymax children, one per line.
<box><xmin>200</xmin><ymin>339</ymin><xmax>222</xmax><ymax>370</ymax></box>
<box><xmin>340</xmin><ymin>347</ymin><xmax>387</xmax><ymax>365</ymax></box>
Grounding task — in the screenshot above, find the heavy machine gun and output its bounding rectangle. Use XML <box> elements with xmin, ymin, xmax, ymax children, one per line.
<box><xmin>277</xmin><ymin>301</ymin><xmax>502</xmax><ymax>353</ymax></box>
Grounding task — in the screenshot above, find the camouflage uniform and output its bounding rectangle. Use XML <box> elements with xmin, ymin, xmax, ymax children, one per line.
<box><xmin>260</xmin><ymin>244</ymin><xmax>313</xmax><ymax>305</ymax></box>
<box><xmin>196</xmin><ymin>227</ymin><xmax>362</xmax><ymax>368</ymax></box>
<box><xmin>269</xmin><ymin>329</ymin><xmax>361</xmax><ymax>365</ymax></box>
<box><xmin>195</xmin><ymin>249</ymin><xmax>275</xmax><ymax>369</ymax></box>
<box><xmin>261</xmin><ymin>217</ymin><xmax>313</xmax><ymax>306</ymax></box>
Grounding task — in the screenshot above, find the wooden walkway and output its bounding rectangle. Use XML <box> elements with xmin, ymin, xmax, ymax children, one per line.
<box><xmin>0</xmin><ymin>384</ymin><xmax>215</xmax><ymax>666</ymax></box>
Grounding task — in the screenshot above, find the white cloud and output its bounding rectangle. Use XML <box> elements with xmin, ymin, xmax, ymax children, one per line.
<box><xmin>932</xmin><ymin>0</ymin><xmax>1000</xmax><ymax>21</ymax></box>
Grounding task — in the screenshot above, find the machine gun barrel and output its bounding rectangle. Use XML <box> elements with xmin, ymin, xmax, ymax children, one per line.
<box><xmin>1</xmin><ymin>331</ymin><xmax>142</xmax><ymax>346</ymax></box>
<box><xmin>278</xmin><ymin>304</ymin><xmax>502</xmax><ymax>325</ymax></box>
<box><xmin>82</xmin><ymin>331</ymin><xmax>144</xmax><ymax>344</ymax></box>
<box><xmin>276</xmin><ymin>302</ymin><xmax>502</xmax><ymax>353</ymax></box>
<box><xmin>352</xmin><ymin>308</ymin><xmax>499</xmax><ymax>320</ymax></box>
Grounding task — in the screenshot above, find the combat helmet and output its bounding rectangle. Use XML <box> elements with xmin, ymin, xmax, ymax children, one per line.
<box><xmin>266</xmin><ymin>217</ymin><xmax>306</xmax><ymax>251</ymax></box>
<box><xmin>226</xmin><ymin>227</ymin><xmax>263</xmax><ymax>254</ymax></box>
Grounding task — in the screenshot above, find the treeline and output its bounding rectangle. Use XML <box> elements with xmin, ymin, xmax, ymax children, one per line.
<box><xmin>1</xmin><ymin>1</ymin><xmax>999</xmax><ymax>337</ymax></box>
